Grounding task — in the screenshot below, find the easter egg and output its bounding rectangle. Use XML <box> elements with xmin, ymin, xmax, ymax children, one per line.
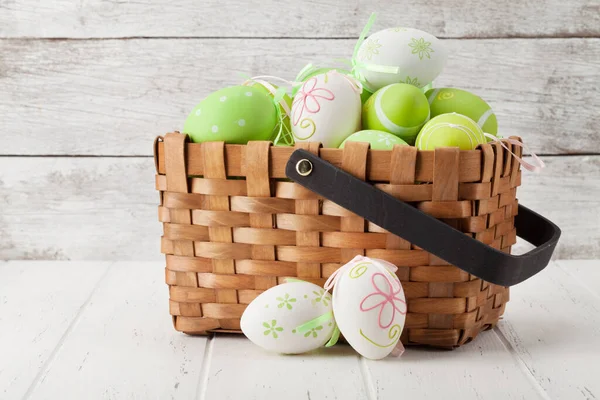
<box><xmin>241</xmin><ymin>281</ymin><xmax>335</xmax><ymax>354</ymax></box>
<box><xmin>356</xmin><ymin>27</ymin><xmax>447</xmax><ymax>91</ymax></box>
<box><xmin>184</xmin><ymin>85</ymin><xmax>277</xmax><ymax>144</ymax></box>
<box><xmin>426</xmin><ymin>88</ymin><xmax>498</xmax><ymax>135</ymax></box>
<box><xmin>362</xmin><ymin>83</ymin><xmax>430</xmax><ymax>145</ymax></box>
<box><xmin>340</xmin><ymin>130</ymin><xmax>409</xmax><ymax>150</ymax></box>
<box><xmin>297</xmin><ymin>67</ymin><xmax>372</xmax><ymax>105</ymax></box>
<box><xmin>332</xmin><ymin>256</ymin><xmax>407</xmax><ymax>360</ymax></box>
<box><xmin>291</xmin><ymin>71</ymin><xmax>361</xmax><ymax>148</ymax></box>
<box><xmin>416</xmin><ymin>113</ymin><xmax>486</xmax><ymax>150</ymax></box>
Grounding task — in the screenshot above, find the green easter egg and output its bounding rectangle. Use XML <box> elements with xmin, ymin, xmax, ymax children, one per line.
<box><xmin>340</xmin><ymin>130</ymin><xmax>409</xmax><ymax>150</ymax></box>
<box><xmin>184</xmin><ymin>86</ymin><xmax>277</xmax><ymax>144</ymax></box>
<box><xmin>426</xmin><ymin>88</ymin><xmax>498</xmax><ymax>136</ymax></box>
<box><xmin>415</xmin><ymin>113</ymin><xmax>486</xmax><ymax>150</ymax></box>
<box><xmin>362</xmin><ymin>83</ymin><xmax>430</xmax><ymax>145</ymax></box>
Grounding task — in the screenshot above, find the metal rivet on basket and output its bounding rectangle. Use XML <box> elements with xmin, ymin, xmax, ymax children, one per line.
<box><xmin>296</xmin><ymin>159</ymin><xmax>313</xmax><ymax>176</ymax></box>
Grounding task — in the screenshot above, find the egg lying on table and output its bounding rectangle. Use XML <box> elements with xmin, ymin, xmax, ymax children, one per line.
<box><xmin>291</xmin><ymin>71</ymin><xmax>362</xmax><ymax>148</ymax></box>
<box><xmin>183</xmin><ymin>85</ymin><xmax>278</xmax><ymax>144</ymax></box>
<box><xmin>355</xmin><ymin>27</ymin><xmax>447</xmax><ymax>91</ymax></box>
<box><xmin>332</xmin><ymin>256</ymin><xmax>407</xmax><ymax>360</ymax></box>
<box><xmin>241</xmin><ymin>281</ymin><xmax>336</xmax><ymax>354</ymax></box>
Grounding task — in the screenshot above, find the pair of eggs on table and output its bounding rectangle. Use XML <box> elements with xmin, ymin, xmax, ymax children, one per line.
<box><xmin>241</xmin><ymin>256</ymin><xmax>407</xmax><ymax>360</ymax></box>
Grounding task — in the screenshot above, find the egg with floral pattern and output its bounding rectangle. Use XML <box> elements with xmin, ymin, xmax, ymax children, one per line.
<box><xmin>356</xmin><ymin>27</ymin><xmax>447</xmax><ymax>91</ymax></box>
<box><xmin>291</xmin><ymin>71</ymin><xmax>361</xmax><ymax>148</ymax></box>
<box><xmin>241</xmin><ymin>281</ymin><xmax>336</xmax><ymax>354</ymax></box>
<box><xmin>332</xmin><ymin>256</ymin><xmax>407</xmax><ymax>360</ymax></box>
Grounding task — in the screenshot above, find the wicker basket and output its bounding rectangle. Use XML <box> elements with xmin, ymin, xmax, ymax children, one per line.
<box><xmin>154</xmin><ymin>132</ymin><xmax>524</xmax><ymax>348</ymax></box>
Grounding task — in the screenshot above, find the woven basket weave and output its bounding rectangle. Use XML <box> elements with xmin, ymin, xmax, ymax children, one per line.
<box><xmin>154</xmin><ymin>132</ymin><xmax>523</xmax><ymax>348</ymax></box>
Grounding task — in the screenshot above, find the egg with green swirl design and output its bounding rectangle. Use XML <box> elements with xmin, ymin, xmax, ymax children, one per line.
<box><xmin>291</xmin><ymin>71</ymin><xmax>361</xmax><ymax>148</ymax></box>
<box><xmin>332</xmin><ymin>256</ymin><xmax>407</xmax><ymax>360</ymax></box>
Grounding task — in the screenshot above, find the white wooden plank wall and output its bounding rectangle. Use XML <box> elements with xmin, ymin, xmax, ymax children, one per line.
<box><xmin>0</xmin><ymin>0</ymin><xmax>598</xmax><ymax>260</ymax></box>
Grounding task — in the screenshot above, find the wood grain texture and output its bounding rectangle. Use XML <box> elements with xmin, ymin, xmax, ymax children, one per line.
<box><xmin>364</xmin><ymin>331</ymin><xmax>545</xmax><ymax>399</ymax></box>
<box><xmin>202</xmin><ymin>336</ymin><xmax>368</xmax><ymax>400</ymax></box>
<box><xmin>1</xmin><ymin>38</ymin><xmax>598</xmax><ymax>155</ymax></box>
<box><xmin>23</xmin><ymin>262</ymin><xmax>208</xmax><ymax>400</ymax></box>
<box><xmin>496</xmin><ymin>261</ymin><xmax>600</xmax><ymax>400</ymax></box>
<box><xmin>0</xmin><ymin>157</ymin><xmax>161</xmax><ymax>261</ymax></box>
<box><xmin>0</xmin><ymin>261</ymin><xmax>109</xmax><ymax>399</ymax></box>
<box><xmin>0</xmin><ymin>155</ymin><xmax>597</xmax><ymax>261</ymax></box>
<box><xmin>1</xmin><ymin>0</ymin><xmax>598</xmax><ymax>38</ymax></box>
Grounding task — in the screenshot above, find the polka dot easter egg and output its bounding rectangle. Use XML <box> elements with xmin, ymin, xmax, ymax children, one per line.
<box><xmin>356</xmin><ymin>27</ymin><xmax>447</xmax><ymax>92</ymax></box>
<box><xmin>241</xmin><ymin>281</ymin><xmax>336</xmax><ymax>354</ymax></box>
<box><xmin>340</xmin><ymin>130</ymin><xmax>409</xmax><ymax>150</ymax></box>
<box><xmin>362</xmin><ymin>83</ymin><xmax>430</xmax><ymax>145</ymax></box>
<box><xmin>426</xmin><ymin>88</ymin><xmax>498</xmax><ymax>136</ymax></box>
<box><xmin>331</xmin><ymin>256</ymin><xmax>407</xmax><ymax>360</ymax></box>
<box><xmin>183</xmin><ymin>85</ymin><xmax>277</xmax><ymax>144</ymax></box>
<box><xmin>416</xmin><ymin>113</ymin><xmax>487</xmax><ymax>150</ymax></box>
<box><xmin>291</xmin><ymin>71</ymin><xmax>362</xmax><ymax>148</ymax></box>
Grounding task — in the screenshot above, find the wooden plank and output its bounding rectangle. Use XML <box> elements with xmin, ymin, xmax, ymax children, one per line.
<box><xmin>0</xmin><ymin>38</ymin><xmax>598</xmax><ymax>156</ymax></box>
<box><xmin>363</xmin><ymin>331</ymin><xmax>545</xmax><ymax>399</ymax></box>
<box><xmin>517</xmin><ymin>156</ymin><xmax>600</xmax><ymax>259</ymax></box>
<box><xmin>202</xmin><ymin>336</ymin><xmax>369</xmax><ymax>400</ymax></box>
<box><xmin>26</xmin><ymin>261</ymin><xmax>209</xmax><ymax>399</ymax></box>
<box><xmin>0</xmin><ymin>261</ymin><xmax>109</xmax><ymax>399</ymax></box>
<box><xmin>0</xmin><ymin>155</ymin><xmax>597</xmax><ymax>261</ymax></box>
<box><xmin>555</xmin><ymin>260</ymin><xmax>600</xmax><ymax>297</ymax></box>
<box><xmin>0</xmin><ymin>0</ymin><xmax>598</xmax><ymax>38</ymax></box>
<box><xmin>0</xmin><ymin>157</ymin><xmax>161</xmax><ymax>261</ymax></box>
<box><xmin>496</xmin><ymin>261</ymin><xmax>600</xmax><ymax>399</ymax></box>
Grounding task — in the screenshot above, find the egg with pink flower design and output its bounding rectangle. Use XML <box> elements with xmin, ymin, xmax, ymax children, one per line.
<box><xmin>291</xmin><ymin>71</ymin><xmax>362</xmax><ymax>148</ymax></box>
<box><xmin>332</xmin><ymin>256</ymin><xmax>407</xmax><ymax>360</ymax></box>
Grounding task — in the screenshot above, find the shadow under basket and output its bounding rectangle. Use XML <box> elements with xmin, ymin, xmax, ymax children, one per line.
<box><xmin>154</xmin><ymin>132</ymin><xmax>549</xmax><ymax>348</ymax></box>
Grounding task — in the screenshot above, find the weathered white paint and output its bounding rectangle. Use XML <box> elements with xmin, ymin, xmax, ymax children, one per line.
<box><xmin>2</xmin><ymin>261</ymin><xmax>599</xmax><ymax>399</ymax></box>
<box><xmin>202</xmin><ymin>336</ymin><xmax>368</xmax><ymax>400</ymax></box>
<box><xmin>0</xmin><ymin>38</ymin><xmax>598</xmax><ymax>156</ymax></box>
<box><xmin>0</xmin><ymin>155</ymin><xmax>597</xmax><ymax>261</ymax></box>
<box><xmin>1</xmin><ymin>0</ymin><xmax>598</xmax><ymax>38</ymax></box>
<box><xmin>25</xmin><ymin>261</ymin><xmax>208</xmax><ymax>400</ymax></box>
<box><xmin>0</xmin><ymin>157</ymin><xmax>161</xmax><ymax>261</ymax></box>
<box><xmin>0</xmin><ymin>261</ymin><xmax>110</xmax><ymax>399</ymax></box>
<box><xmin>364</xmin><ymin>331</ymin><xmax>546</xmax><ymax>399</ymax></box>
<box><xmin>496</xmin><ymin>261</ymin><xmax>600</xmax><ymax>400</ymax></box>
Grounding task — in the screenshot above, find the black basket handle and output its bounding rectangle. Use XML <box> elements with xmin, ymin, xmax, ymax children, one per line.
<box><xmin>285</xmin><ymin>149</ymin><xmax>561</xmax><ymax>287</ymax></box>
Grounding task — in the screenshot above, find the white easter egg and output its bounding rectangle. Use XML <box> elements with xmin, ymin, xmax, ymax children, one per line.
<box><xmin>332</xmin><ymin>256</ymin><xmax>407</xmax><ymax>360</ymax></box>
<box><xmin>356</xmin><ymin>27</ymin><xmax>447</xmax><ymax>91</ymax></box>
<box><xmin>241</xmin><ymin>281</ymin><xmax>335</xmax><ymax>354</ymax></box>
<box><xmin>291</xmin><ymin>71</ymin><xmax>361</xmax><ymax>148</ymax></box>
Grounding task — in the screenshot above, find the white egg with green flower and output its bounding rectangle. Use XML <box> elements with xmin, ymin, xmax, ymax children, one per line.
<box><xmin>241</xmin><ymin>281</ymin><xmax>336</xmax><ymax>354</ymax></box>
<box><xmin>356</xmin><ymin>27</ymin><xmax>447</xmax><ymax>91</ymax></box>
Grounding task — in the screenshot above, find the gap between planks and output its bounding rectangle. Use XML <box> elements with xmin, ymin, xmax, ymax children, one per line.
<box><xmin>196</xmin><ymin>335</ymin><xmax>215</xmax><ymax>400</ymax></box>
<box><xmin>492</xmin><ymin>327</ymin><xmax>552</xmax><ymax>400</ymax></box>
<box><xmin>2</xmin><ymin>35</ymin><xmax>600</xmax><ymax>41</ymax></box>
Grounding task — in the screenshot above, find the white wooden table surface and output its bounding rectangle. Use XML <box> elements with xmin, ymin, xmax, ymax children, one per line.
<box><xmin>1</xmin><ymin>260</ymin><xmax>599</xmax><ymax>400</ymax></box>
